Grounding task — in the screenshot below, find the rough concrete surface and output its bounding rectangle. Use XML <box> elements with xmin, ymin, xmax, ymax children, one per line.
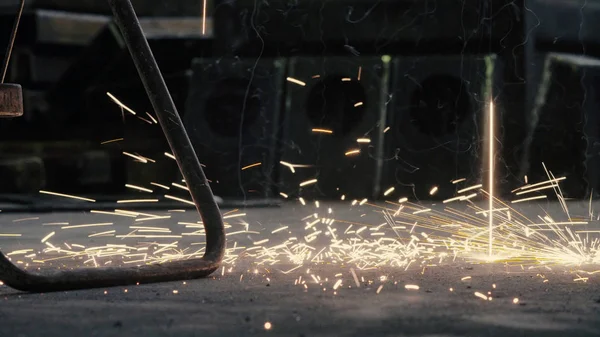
<box><xmin>0</xmin><ymin>201</ymin><xmax>599</xmax><ymax>337</ymax></box>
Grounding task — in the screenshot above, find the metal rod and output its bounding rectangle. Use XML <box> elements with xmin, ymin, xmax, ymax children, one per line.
<box><xmin>107</xmin><ymin>0</ymin><xmax>225</xmax><ymax>262</ymax></box>
<box><xmin>0</xmin><ymin>0</ymin><xmax>226</xmax><ymax>293</ymax></box>
<box><xmin>1</xmin><ymin>0</ymin><xmax>25</xmax><ymax>83</ymax></box>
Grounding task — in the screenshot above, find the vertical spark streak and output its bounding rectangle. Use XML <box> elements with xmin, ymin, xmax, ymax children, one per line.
<box><xmin>202</xmin><ymin>0</ymin><xmax>207</xmax><ymax>35</ymax></box>
<box><xmin>488</xmin><ymin>100</ymin><xmax>495</xmax><ymax>257</ymax></box>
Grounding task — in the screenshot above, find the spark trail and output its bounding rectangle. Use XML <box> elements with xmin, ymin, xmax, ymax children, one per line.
<box><xmin>488</xmin><ymin>101</ymin><xmax>495</xmax><ymax>257</ymax></box>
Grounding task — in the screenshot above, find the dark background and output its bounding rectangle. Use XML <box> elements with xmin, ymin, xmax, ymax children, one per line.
<box><xmin>1</xmin><ymin>0</ymin><xmax>599</xmax><ymax>211</ymax></box>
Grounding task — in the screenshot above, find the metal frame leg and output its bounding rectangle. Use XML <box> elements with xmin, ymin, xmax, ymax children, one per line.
<box><xmin>0</xmin><ymin>0</ymin><xmax>226</xmax><ymax>293</ymax></box>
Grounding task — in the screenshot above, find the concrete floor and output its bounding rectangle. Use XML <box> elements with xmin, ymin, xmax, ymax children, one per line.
<box><xmin>0</xmin><ymin>201</ymin><xmax>599</xmax><ymax>337</ymax></box>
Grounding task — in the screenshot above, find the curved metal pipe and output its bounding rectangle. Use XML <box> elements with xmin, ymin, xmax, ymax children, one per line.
<box><xmin>0</xmin><ymin>0</ymin><xmax>226</xmax><ymax>293</ymax></box>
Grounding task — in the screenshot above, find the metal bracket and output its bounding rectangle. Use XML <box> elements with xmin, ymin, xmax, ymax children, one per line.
<box><xmin>0</xmin><ymin>0</ymin><xmax>226</xmax><ymax>292</ymax></box>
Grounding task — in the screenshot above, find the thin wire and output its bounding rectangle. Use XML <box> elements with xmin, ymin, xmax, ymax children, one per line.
<box><xmin>1</xmin><ymin>0</ymin><xmax>26</xmax><ymax>84</ymax></box>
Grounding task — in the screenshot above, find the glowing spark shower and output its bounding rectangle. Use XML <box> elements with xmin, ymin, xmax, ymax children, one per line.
<box><xmin>2</xmin><ymin>90</ymin><xmax>599</xmax><ymax>308</ymax></box>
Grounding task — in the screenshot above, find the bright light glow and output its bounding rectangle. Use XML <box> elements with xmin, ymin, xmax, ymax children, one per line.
<box><xmin>488</xmin><ymin>100</ymin><xmax>495</xmax><ymax>257</ymax></box>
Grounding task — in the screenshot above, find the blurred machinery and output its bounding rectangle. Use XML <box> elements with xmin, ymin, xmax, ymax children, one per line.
<box><xmin>184</xmin><ymin>57</ymin><xmax>285</xmax><ymax>201</ymax></box>
<box><xmin>383</xmin><ymin>55</ymin><xmax>502</xmax><ymax>200</ymax></box>
<box><xmin>1</xmin><ymin>0</ymin><xmax>600</xmax><ymax>205</ymax></box>
<box><xmin>218</xmin><ymin>0</ymin><xmax>530</xmax><ymax>198</ymax></box>
<box><xmin>1</xmin><ymin>0</ymin><xmax>201</xmax><ymax>16</ymax></box>
<box><xmin>0</xmin><ymin>0</ymin><xmax>209</xmax><ymax>201</ymax></box>
<box><xmin>522</xmin><ymin>53</ymin><xmax>600</xmax><ymax>199</ymax></box>
<box><xmin>280</xmin><ymin>56</ymin><xmax>389</xmax><ymax>200</ymax></box>
<box><xmin>0</xmin><ymin>0</ymin><xmax>30</xmax><ymax>197</ymax></box>
<box><xmin>219</xmin><ymin>0</ymin><xmax>514</xmax><ymax>55</ymax></box>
